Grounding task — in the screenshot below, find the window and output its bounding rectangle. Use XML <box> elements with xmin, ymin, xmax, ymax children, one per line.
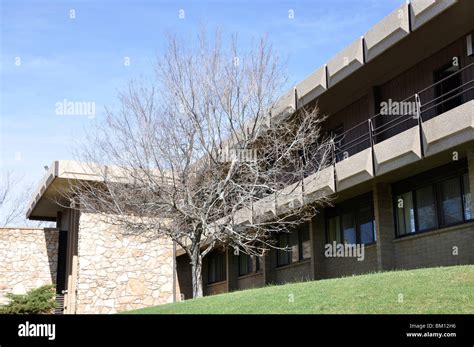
<box><xmin>440</xmin><ymin>177</ymin><xmax>463</xmax><ymax>225</ymax></box>
<box><xmin>299</xmin><ymin>224</ymin><xmax>311</xmax><ymax>260</ymax></box>
<box><xmin>277</xmin><ymin>233</ymin><xmax>291</xmax><ymax>267</ymax></box>
<box><xmin>394</xmin><ymin>161</ymin><xmax>473</xmax><ymax>237</ymax></box>
<box><xmin>359</xmin><ymin>205</ymin><xmax>376</xmax><ymax>244</ymax></box>
<box><xmin>342</xmin><ymin>212</ymin><xmax>356</xmax><ymax>244</ymax></box>
<box><xmin>415</xmin><ymin>186</ymin><xmax>437</xmax><ymax>231</ymax></box>
<box><xmin>396</xmin><ymin>192</ymin><xmax>415</xmax><ymax>235</ymax></box>
<box><xmin>289</xmin><ymin>230</ymin><xmax>299</xmax><ymax>263</ymax></box>
<box><xmin>463</xmin><ymin>173</ymin><xmax>472</xmax><ymax>220</ymax></box>
<box><xmin>276</xmin><ymin>223</ymin><xmax>311</xmax><ymax>267</ymax></box>
<box><xmin>238</xmin><ymin>253</ymin><xmax>260</xmax><ymax>276</ymax></box>
<box><xmin>327</xmin><ymin>216</ymin><xmax>341</xmax><ymax>243</ymax></box>
<box><xmin>325</xmin><ymin>193</ymin><xmax>375</xmax><ymax>245</ymax></box>
<box><xmin>207</xmin><ymin>250</ymin><xmax>226</xmax><ymax>284</ymax></box>
<box><xmin>433</xmin><ymin>61</ymin><xmax>462</xmax><ymax>117</ymax></box>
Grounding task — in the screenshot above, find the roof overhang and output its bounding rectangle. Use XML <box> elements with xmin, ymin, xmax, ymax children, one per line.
<box><xmin>26</xmin><ymin>160</ymin><xmax>112</xmax><ymax>221</ymax></box>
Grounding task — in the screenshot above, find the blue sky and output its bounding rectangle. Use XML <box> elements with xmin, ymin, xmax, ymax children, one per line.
<box><xmin>0</xmin><ymin>0</ymin><xmax>402</xmax><ymax>208</ymax></box>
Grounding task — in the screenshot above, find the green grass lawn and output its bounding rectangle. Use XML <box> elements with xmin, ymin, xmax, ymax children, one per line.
<box><xmin>127</xmin><ymin>265</ymin><xmax>474</xmax><ymax>314</ymax></box>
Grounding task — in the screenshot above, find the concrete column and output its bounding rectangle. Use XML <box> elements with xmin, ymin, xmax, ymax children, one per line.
<box><xmin>65</xmin><ymin>208</ymin><xmax>79</xmax><ymax>314</ymax></box>
<box><xmin>226</xmin><ymin>249</ymin><xmax>239</xmax><ymax>292</ymax></box>
<box><xmin>312</xmin><ymin>210</ymin><xmax>326</xmax><ymax>280</ymax></box>
<box><xmin>373</xmin><ymin>182</ymin><xmax>396</xmax><ymax>271</ymax></box>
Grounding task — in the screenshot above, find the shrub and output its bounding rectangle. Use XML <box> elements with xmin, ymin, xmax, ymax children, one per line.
<box><xmin>0</xmin><ymin>285</ymin><xmax>56</xmax><ymax>314</ymax></box>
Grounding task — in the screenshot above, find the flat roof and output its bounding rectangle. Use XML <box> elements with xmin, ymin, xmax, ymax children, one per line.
<box><xmin>26</xmin><ymin>160</ymin><xmax>121</xmax><ymax>220</ymax></box>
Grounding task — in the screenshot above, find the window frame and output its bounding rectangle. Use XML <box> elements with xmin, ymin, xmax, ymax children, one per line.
<box><xmin>393</xmin><ymin>161</ymin><xmax>472</xmax><ymax>238</ymax></box>
<box><xmin>413</xmin><ymin>184</ymin><xmax>438</xmax><ymax>232</ymax></box>
<box><xmin>207</xmin><ymin>250</ymin><xmax>226</xmax><ymax>284</ymax></box>
<box><xmin>325</xmin><ymin>193</ymin><xmax>376</xmax><ymax>246</ymax></box>
<box><xmin>238</xmin><ymin>253</ymin><xmax>261</xmax><ymax>277</ymax></box>
<box><xmin>276</xmin><ymin>233</ymin><xmax>291</xmax><ymax>267</ymax></box>
<box><xmin>276</xmin><ymin>223</ymin><xmax>311</xmax><ymax>268</ymax></box>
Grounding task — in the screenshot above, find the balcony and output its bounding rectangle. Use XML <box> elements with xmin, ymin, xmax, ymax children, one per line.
<box><xmin>215</xmin><ymin>63</ymin><xmax>474</xmax><ymax>226</ymax></box>
<box><xmin>422</xmin><ymin>100</ymin><xmax>474</xmax><ymax>157</ymax></box>
<box><xmin>333</xmin><ymin>62</ymin><xmax>474</xmax><ymax>189</ymax></box>
<box><xmin>303</xmin><ymin>166</ymin><xmax>335</xmax><ymax>204</ymax></box>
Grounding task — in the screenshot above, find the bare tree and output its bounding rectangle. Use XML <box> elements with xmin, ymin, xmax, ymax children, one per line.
<box><xmin>0</xmin><ymin>171</ymin><xmax>42</xmax><ymax>227</ymax></box>
<box><xmin>68</xmin><ymin>31</ymin><xmax>333</xmax><ymax>298</ymax></box>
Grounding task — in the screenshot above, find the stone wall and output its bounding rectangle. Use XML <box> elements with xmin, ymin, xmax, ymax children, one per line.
<box><xmin>0</xmin><ymin>228</ymin><xmax>59</xmax><ymax>305</ymax></box>
<box><xmin>75</xmin><ymin>213</ymin><xmax>175</xmax><ymax>314</ymax></box>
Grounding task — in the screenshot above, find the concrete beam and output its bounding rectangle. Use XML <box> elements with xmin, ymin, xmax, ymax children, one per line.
<box><xmin>374</xmin><ymin>126</ymin><xmax>422</xmax><ymax>175</ymax></box>
<box><xmin>327</xmin><ymin>37</ymin><xmax>364</xmax><ymax>88</ymax></box>
<box><xmin>364</xmin><ymin>3</ymin><xmax>410</xmax><ymax>62</ymax></box>
<box><xmin>335</xmin><ymin>148</ymin><xmax>374</xmax><ymax>191</ymax></box>
<box><xmin>422</xmin><ymin>100</ymin><xmax>474</xmax><ymax>157</ymax></box>
<box><xmin>410</xmin><ymin>0</ymin><xmax>458</xmax><ymax>31</ymax></box>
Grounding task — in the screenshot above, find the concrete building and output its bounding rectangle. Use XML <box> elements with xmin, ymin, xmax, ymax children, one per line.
<box><xmin>177</xmin><ymin>0</ymin><xmax>474</xmax><ymax>298</ymax></box>
<box><xmin>1</xmin><ymin>0</ymin><xmax>473</xmax><ymax>312</ymax></box>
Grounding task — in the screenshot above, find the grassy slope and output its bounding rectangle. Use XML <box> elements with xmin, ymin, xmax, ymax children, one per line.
<box><xmin>128</xmin><ymin>265</ymin><xmax>474</xmax><ymax>314</ymax></box>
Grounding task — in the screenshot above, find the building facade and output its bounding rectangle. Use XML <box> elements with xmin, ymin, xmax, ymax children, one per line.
<box><xmin>15</xmin><ymin>161</ymin><xmax>178</xmax><ymax>313</ymax></box>
<box><xmin>175</xmin><ymin>0</ymin><xmax>474</xmax><ymax>298</ymax></box>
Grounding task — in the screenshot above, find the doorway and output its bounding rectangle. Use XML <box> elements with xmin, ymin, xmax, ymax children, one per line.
<box><xmin>433</xmin><ymin>60</ymin><xmax>462</xmax><ymax>117</ymax></box>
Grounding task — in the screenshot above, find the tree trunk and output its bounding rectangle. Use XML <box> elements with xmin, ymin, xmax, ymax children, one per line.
<box><xmin>190</xmin><ymin>250</ymin><xmax>203</xmax><ymax>298</ymax></box>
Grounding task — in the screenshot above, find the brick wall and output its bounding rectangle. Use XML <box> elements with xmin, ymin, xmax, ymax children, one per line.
<box><xmin>393</xmin><ymin>223</ymin><xmax>474</xmax><ymax>269</ymax></box>
<box><xmin>237</xmin><ymin>273</ymin><xmax>264</xmax><ymax>290</ymax></box>
<box><xmin>204</xmin><ymin>281</ymin><xmax>227</xmax><ymax>296</ymax></box>
<box><xmin>373</xmin><ymin>183</ymin><xmax>395</xmax><ymax>270</ymax></box>
<box><xmin>319</xmin><ymin>245</ymin><xmax>378</xmax><ymax>279</ymax></box>
<box><xmin>274</xmin><ymin>261</ymin><xmax>312</xmax><ymax>284</ymax></box>
<box><xmin>312</xmin><ymin>215</ymin><xmax>379</xmax><ymax>279</ymax></box>
<box><xmin>0</xmin><ymin>228</ymin><xmax>58</xmax><ymax>305</ymax></box>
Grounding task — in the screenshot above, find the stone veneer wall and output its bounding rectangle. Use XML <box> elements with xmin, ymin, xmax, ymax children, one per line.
<box><xmin>75</xmin><ymin>213</ymin><xmax>175</xmax><ymax>314</ymax></box>
<box><xmin>0</xmin><ymin>228</ymin><xmax>58</xmax><ymax>305</ymax></box>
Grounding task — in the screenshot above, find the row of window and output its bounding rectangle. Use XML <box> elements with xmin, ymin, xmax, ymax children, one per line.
<box><xmin>207</xmin><ymin>251</ymin><xmax>262</xmax><ymax>283</ymax></box>
<box><xmin>239</xmin><ymin>253</ymin><xmax>260</xmax><ymax>276</ymax></box>
<box><xmin>207</xmin><ymin>224</ymin><xmax>311</xmax><ymax>283</ymax></box>
<box><xmin>207</xmin><ymin>162</ymin><xmax>473</xmax><ymax>283</ymax></box>
<box><xmin>396</xmin><ymin>172</ymin><xmax>472</xmax><ymax>236</ymax></box>
<box><xmin>276</xmin><ymin>224</ymin><xmax>311</xmax><ymax>267</ymax></box>
<box><xmin>326</xmin><ymin>194</ymin><xmax>376</xmax><ymax>245</ymax></box>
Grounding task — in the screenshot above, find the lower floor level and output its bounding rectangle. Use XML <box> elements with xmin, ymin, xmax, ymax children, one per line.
<box><xmin>3</xmin><ymin>146</ymin><xmax>474</xmax><ymax>311</ymax></box>
<box><xmin>177</xmin><ymin>147</ymin><xmax>474</xmax><ymax>299</ymax></box>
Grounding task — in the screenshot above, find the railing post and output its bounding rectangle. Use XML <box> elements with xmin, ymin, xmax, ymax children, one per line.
<box><xmin>368</xmin><ymin>118</ymin><xmax>376</xmax><ymax>176</ymax></box>
<box><xmin>331</xmin><ymin>139</ymin><xmax>337</xmax><ymax>193</ymax></box>
<box><xmin>368</xmin><ymin>118</ymin><xmax>375</xmax><ymax>148</ymax></box>
<box><xmin>331</xmin><ymin>138</ymin><xmax>336</xmax><ymax>164</ymax></box>
<box><xmin>414</xmin><ymin>93</ymin><xmax>422</xmax><ymax>123</ymax></box>
<box><xmin>415</xmin><ymin>93</ymin><xmax>425</xmax><ymax>158</ymax></box>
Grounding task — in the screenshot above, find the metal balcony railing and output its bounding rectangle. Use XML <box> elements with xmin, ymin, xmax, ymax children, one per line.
<box><xmin>333</xmin><ymin>63</ymin><xmax>474</xmax><ymax>162</ymax></box>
